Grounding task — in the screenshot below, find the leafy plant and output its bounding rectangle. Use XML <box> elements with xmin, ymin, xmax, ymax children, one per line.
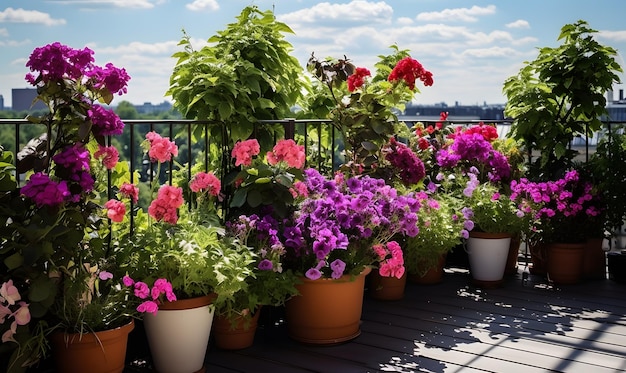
<box><xmin>303</xmin><ymin>46</ymin><xmax>432</xmax><ymax>174</ymax></box>
<box><xmin>503</xmin><ymin>20</ymin><xmax>622</xmax><ymax>179</ymax></box>
<box><xmin>166</xmin><ymin>5</ymin><xmax>305</xmax><ymax>151</ymax></box>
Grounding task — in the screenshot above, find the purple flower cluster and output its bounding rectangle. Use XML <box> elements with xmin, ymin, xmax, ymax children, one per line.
<box><xmin>283</xmin><ymin>168</ymin><xmax>421</xmax><ymax>280</ymax></box>
<box><xmin>384</xmin><ymin>138</ymin><xmax>426</xmax><ymax>185</ymax></box>
<box><xmin>88</xmin><ymin>104</ymin><xmax>125</xmax><ymax>136</ymax></box>
<box><xmin>25</xmin><ymin>42</ymin><xmax>94</xmax><ymax>83</ymax></box>
<box><xmin>226</xmin><ymin>213</ymin><xmax>287</xmax><ymax>273</ymax></box>
<box><xmin>511</xmin><ymin>170</ymin><xmax>601</xmax><ymax>220</ymax></box>
<box><xmin>25</xmin><ymin>42</ymin><xmax>130</xmax><ymax>97</ymax></box>
<box><xmin>436</xmin><ymin>132</ymin><xmax>511</xmax><ymax>183</ymax></box>
<box><xmin>510</xmin><ymin>170</ymin><xmax>602</xmax><ymax>242</ymax></box>
<box><xmin>22</xmin><ymin>145</ymin><xmax>95</xmax><ymax>206</ymax></box>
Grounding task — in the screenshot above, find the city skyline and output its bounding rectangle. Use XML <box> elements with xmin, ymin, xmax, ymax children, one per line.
<box><xmin>1</xmin><ymin>1</ymin><xmax>626</xmax><ymax>108</ymax></box>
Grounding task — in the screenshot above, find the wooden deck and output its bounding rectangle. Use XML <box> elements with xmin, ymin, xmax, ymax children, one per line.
<box><xmin>193</xmin><ymin>267</ymin><xmax>626</xmax><ymax>373</ymax></box>
<box><xmin>38</xmin><ymin>262</ymin><xmax>626</xmax><ymax>372</ymax></box>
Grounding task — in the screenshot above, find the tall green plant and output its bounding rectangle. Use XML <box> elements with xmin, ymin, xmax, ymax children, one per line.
<box><xmin>503</xmin><ymin>20</ymin><xmax>622</xmax><ymax>179</ymax></box>
<box><xmin>166</xmin><ymin>6</ymin><xmax>305</xmax><ymax>151</ymax></box>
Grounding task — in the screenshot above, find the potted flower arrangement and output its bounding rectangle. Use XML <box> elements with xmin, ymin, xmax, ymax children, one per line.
<box><xmin>210</xmin><ymin>137</ymin><xmax>305</xmax><ymax>349</ymax></box>
<box><xmin>104</xmin><ymin>131</ymin><xmax>255</xmax><ymax>372</ymax></box>
<box><xmin>510</xmin><ymin>169</ymin><xmax>603</xmax><ymax>284</ymax></box>
<box><xmin>0</xmin><ymin>42</ymin><xmax>139</xmax><ymax>373</ymax></box>
<box><xmin>279</xmin><ymin>168</ymin><xmax>421</xmax><ymax>344</ymax></box>
<box><xmin>434</xmin><ymin>123</ymin><xmax>524</xmax><ymax>287</ymax></box>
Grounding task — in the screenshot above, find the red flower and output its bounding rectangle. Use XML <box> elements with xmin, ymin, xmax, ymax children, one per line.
<box><xmin>388</xmin><ymin>57</ymin><xmax>433</xmax><ymax>90</ymax></box>
<box><xmin>347</xmin><ymin>67</ymin><xmax>371</xmax><ymax>92</ymax></box>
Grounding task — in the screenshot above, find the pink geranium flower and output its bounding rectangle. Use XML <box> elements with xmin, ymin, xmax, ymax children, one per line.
<box><xmin>232</xmin><ymin>139</ymin><xmax>261</xmax><ymax>167</ymax></box>
<box><xmin>145</xmin><ymin>131</ymin><xmax>178</xmax><ymax>163</ymax></box>
<box><xmin>94</xmin><ymin>145</ymin><xmax>119</xmax><ymax>170</ymax></box>
<box><xmin>190</xmin><ymin>171</ymin><xmax>221</xmax><ymax>196</ymax></box>
<box><xmin>104</xmin><ymin>199</ymin><xmax>126</xmax><ymax>222</ymax></box>
<box><xmin>266</xmin><ymin>139</ymin><xmax>306</xmax><ymax>169</ymax></box>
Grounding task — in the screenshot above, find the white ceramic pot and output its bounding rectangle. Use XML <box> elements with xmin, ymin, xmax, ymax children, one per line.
<box><xmin>143</xmin><ymin>295</ymin><xmax>215</xmax><ymax>373</ymax></box>
<box><xmin>467</xmin><ymin>232</ymin><xmax>512</xmax><ymax>287</ymax></box>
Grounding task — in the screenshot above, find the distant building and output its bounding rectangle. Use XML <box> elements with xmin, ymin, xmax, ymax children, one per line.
<box><xmin>402</xmin><ymin>102</ymin><xmax>507</xmax><ymax>121</ymax></box>
<box><xmin>0</xmin><ymin>94</ymin><xmax>4</xmax><ymax>110</ymax></box>
<box><xmin>12</xmin><ymin>88</ymin><xmax>46</xmax><ymax>112</ymax></box>
<box><xmin>135</xmin><ymin>101</ymin><xmax>173</xmax><ymax>114</ymax></box>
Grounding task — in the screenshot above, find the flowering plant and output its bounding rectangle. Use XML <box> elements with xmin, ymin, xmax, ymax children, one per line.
<box><xmin>281</xmin><ymin>168</ymin><xmax>421</xmax><ymax>280</ymax></box>
<box><xmin>304</xmin><ymin>46</ymin><xmax>433</xmax><ymax>175</ymax></box>
<box><xmin>226</xmin><ymin>138</ymin><xmax>305</xmax><ymax>219</ymax></box>
<box><xmin>0</xmin><ymin>42</ymin><xmax>131</xmax><ymax>371</ymax></box>
<box><xmin>222</xmin><ymin>214</ymin><xmax>300</xmax><ymax>321</ymax></box>
<box><xmin>510</xmin><ymin>169</ymin><xmax>603</xmax><ymax>244</ymax></box>
<box><xmin>429</xmin><ymin>123</ymin><xmax>524</xmax><ymax>235</ymax></box>
<box><xmin>106</xmin><ymin>131</ymin><xmax>255</xmax><ymax>309</ymax></box>
<box><xmin>402</xmin><ymin>191</ymin><xmax>468</xmax><ymax>276</ymax></box>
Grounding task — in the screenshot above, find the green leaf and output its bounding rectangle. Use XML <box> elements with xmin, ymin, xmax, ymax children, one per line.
<box><xmin>230</xmin><ymin>189</ymin><xmax>247</xmax><ymax>208</ymax></box>
<box><xmin>3</xmin><ymin>252</ymin><xmax>23</xmax><ymax>270</ymax></box>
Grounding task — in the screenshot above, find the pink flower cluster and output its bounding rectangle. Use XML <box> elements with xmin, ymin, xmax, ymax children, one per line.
<box><xmin>104</xmin><ymin>200</ymin><xmax>126</xmax><ymax>222</ymax></box>
<box><xmin>266</xmin><ymin>139</ymin><xmax>306</xmax><ymax>169</ymax></box>
<box><xmin>388</xmin><ymin>57</ymin><xmax>434</xmax><ymax>90</ymax></box>
<box><xmin>347</xmin><ymin>67</ymin><xmax>371</xmax><ymax>92</ymax></box>
<box><xmin>232</xmin><ymin>139</ymin><xmax>261</xmax><ymax>167</ymax></box>
<box><xmin>190</xmin><ymin>171</ymin><xmax>221</xmax><ymax>196</ymax></box>
<box><xmin>148</xmin><ymin>185</ymin><xmax>184</xmax><ymax>224</ymax></box>
<box><xmin>94</xmin><ymin>145</ymin><xmax>119</xmax><ymax>170</ymax></box>
<box><xmin>123</xmin><ymin>276</ymin><xmax>176</xmax><ymax>315</ymax></box>
<box><xmin>511</xmin><ymin>170</ymin><xmax>602</xmax><ymax>220</ymax></box>
<box><xmin>373</xmin><ymin>241</ymin><xmax>405</xmax><ymax>279</ymax></box>
<box><xmin>120</xmin><ymin>182</ymin><xmax>139</xmax><ymax>203</ymax></box>
<box><xmin>0</xmin><ymin>280</ymin><xmax>31</xmax><ymax>344</ymax></box>
<box><xmin>146</xmin><ymin>132</ymin><xmax>178</xmax><ymax>163</ymax></box>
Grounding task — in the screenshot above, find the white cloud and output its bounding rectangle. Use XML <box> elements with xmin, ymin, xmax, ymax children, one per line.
<box><xmin>416</xmin><ymin>5</ymin><xmax>496</xmax><ymax>23</ymax></box>
<box><xmin>396</xmin><ymin>17</ymin><xmax>413</xmax><ymax>26</ymax></box>
<box><xmin>0</xmin><ymin>28</ymin><xmax>8</xmax><ymax>37</ymax></box>
<box><xmin>0</xmin><ymin>8</ymin><xmax>66</xmax><ymax>26</ymax></box>
<box><xmin>598</xmin><ymin>30</ymin><xmax>626</xmax><ymax>42</ymax></box>
<box><xmin>47</xmin><ymin>0</ymin><xmax>161</xmax><ymax>9</ymax></box>
<box><xmin>185</xmin><ymin>0</ymin><xmax>219</xmax><ymax>12</ymax></box>
<box><xmin>461</xmin><ymin>46</ymin><xmax>521</xmax><ymax>58</ymax></box>
<box><xmin>506</xmin><ymin>20</ymin><xmax>530</xmax><ymax>29</ymax></box>
<box><xmin>278</xmin><ymin>1</ymin><xmax>393</xmax><ymax>24</ymax></box>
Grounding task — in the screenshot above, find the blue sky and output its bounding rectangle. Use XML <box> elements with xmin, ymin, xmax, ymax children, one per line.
<box><xmin>1</xmin><ymin>0</ymin><xmax>625</xmax><ymax>108</ymax></box>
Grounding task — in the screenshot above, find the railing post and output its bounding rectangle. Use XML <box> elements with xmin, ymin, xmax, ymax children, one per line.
<box><xmin>285</xmin><ymin>118</ymin><xmax>295</xmax><ymax>140</ymax></box>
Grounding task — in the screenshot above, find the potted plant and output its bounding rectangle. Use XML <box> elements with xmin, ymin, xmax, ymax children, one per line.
<box><xmin>402</xmin><ymin>192</ymin><xmax>467</xmax><ymax>284</ymax></box>
<box><xmin>503</xmin><ymin>20</ymin><xmax>622</xmax><ymax>180</ymax></box>
<box><xmin>220</xmin><ymin>213</ymin><xmax>300</xmax><ymax>349</ymax></box>
<box><xmin>511</xmin><ymin>169</ymin><xmax>603</xmax><ymax>284</ymax></box>
<box><xmin>166</xmin><ymin>5</ymin><xmax>305</xmax><ymax>154</ymax></box>
<box><xmin>0</xmin><ymin>42</ymin><xmax>136</xmax><ymax>373</ymax></box>
<box><xmin>433</xmin><ymin>123</ymin><xmax>523</xmax><ymax>287</ymax></box>
<box><xmin>301</xmin><ymin>46</ymin><xmax>433</xmax><ymax>175</ymax></box>
<box><xmin>278</xmin><ymin>168</ymin><xmax>421</xmax><ymax>344</ymax></box>
<box><xmin>211</xmin><ymin>138</ymin><xmax>305</xmax><ymax>350</ymax></box>
<box><xmin>104</xmin><ymin>131</ymin><xmax>255</xmax><ymax>373</ymax></box>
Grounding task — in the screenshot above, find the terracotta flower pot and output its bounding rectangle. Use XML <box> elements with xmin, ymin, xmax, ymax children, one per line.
<box><xmin>583</xmin><ymin>237</ymin><xmax>606</xmax><ymax>280</ymax></box>
<box><xmin>51</xmin><ymin>319</ymin><xmax>134</xmax><ymax>373</ymax></box>
<box><xmin>368</xmin><ymin>269</ymin><xmax>407</xmax><ymax>300</ymax></box>
<box><xmin>213</xmin><ymin>308</ymin><xmax>262</xmax><ymax>350</ymax></box>
<box><xmin>547</xmin><ymin>242</ymin><xmax>585</xmax><ymax>284</ymax></box>
<box><xmin>285</xmin><ymin>267</ymin><xmax>370</xmax><ymax>345</ymax></box>
<box><xmin>408</xmin><ymin>253</ymin><xmax>447</xmax><ymax>285</ymax></box>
